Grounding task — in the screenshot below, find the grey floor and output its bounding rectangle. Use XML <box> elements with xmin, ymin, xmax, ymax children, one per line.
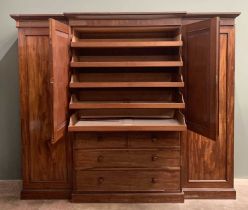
<box><xmin>0</xmin><ymin>179</ymin><xmax>248</xmax><ymax>210</ymax></box>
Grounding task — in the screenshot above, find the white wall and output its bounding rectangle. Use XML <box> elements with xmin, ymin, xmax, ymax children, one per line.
<box><xmin>0</xmin><ymin>0</ymin><xmax>247</xmax><ymax>178</ymax></box>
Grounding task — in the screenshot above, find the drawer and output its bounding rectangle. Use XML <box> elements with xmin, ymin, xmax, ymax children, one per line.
<box><xmin>74</xmin><ymin>170</ymin><xmax>180</xmax><ymax>192</ymax></box>
<box><xmin>74</xmin><ymin>149</ymin><xmax>180</xmax><ymax>169</ymax></box>
<box><xmin>128</xmin><ymin>132</ymin><xmax>180</xmax><ymax>148</ymax></box>
<box><xmin>73</xmin><ymin>132</ymin><xmax>127</xmax><ymax>149</ymax></box>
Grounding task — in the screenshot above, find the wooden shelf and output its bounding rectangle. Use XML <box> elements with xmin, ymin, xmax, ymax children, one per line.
<box><xmin>71</xmin><ymin>56</ymin><xmax>183</xmax><ymax>68</ymax></box>
<box><xmin>76</xmin><ymin>109</ymin><xmax>175</xmax><ymax>119</ymax></box>
<box><xmin>69</xmin><ymin>92</ymin><xmax>185</xmax><ymax>109</ymax></box>
<box><xmin>70</xmin><ymin>72</ymin><xmax>184</xmax><ymax>88</ymax></box>
<box><xmin>70</xmin><ymin>101</ymin><xmax>185</xmax><ymax>109</ymax></box>
<box><xmin>72</xmin><ymin>26</ymin><xmax>181</xmax><ymax>34</ymax></box>
<box><xmin>69</xmin><ymin>26</ymin><xmax>185</xmax><ymax>132</ymax></box>
<box><xmin>70</xmin><ymin>81</ymin><xmax>184</xmax><ymax>88</ymax></box>
<box><xmin>71</xmin><ymin>39</ymin><xmax>183</xmax><ymax>48</ymax></box>
<box><xmin>68</xmin><ymin>112</ymin><xmax>186</xmax><ymax>132</ymax></box>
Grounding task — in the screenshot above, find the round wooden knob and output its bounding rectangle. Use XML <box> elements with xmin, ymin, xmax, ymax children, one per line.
<box><xmin>152</xmin><ymin>155</ymin><xmax>159</xmax><ymax>161</ymax></box>
<box><xmin>97</xmin><ymin>155</ymin><xmax>104</xmax><ymax>162</ymax></box>
<box><xmin>151</xmin><ymin>136</ymin><xmax>157</xmax><ymax>142</ymax></box>
<box><xmin>98</xmin><ymin>177</ymin><xmax>104</xmax><ymax>184</ymax></box>
<box><xmin>151</xmin><ymin>178</ymin><xmax>157</xmax><ymax>183</ymax></box>
<box><xmin>97</xmin><ymin>135</ymin><xmax>103</xmax><ymax>142</ymax></box>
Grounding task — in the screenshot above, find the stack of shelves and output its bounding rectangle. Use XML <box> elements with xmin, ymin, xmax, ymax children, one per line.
<box><xmin>68</xmin><ymin>26</ymin><xmax>186</xmax><ymax>131</ymax></box>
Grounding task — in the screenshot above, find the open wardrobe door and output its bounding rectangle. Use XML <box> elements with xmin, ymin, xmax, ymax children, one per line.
<box><xmin>182</xmin><ymin>17</ymin><xmax>219</xmax><ymax>140</ymax></box>
<box><xmin>49</xmin><ymin>18</ymin><xmax>70</xmax><ymax>144</ymax></box>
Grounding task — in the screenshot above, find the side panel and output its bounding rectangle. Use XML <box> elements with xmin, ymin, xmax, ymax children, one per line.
<box><xmin>18</xmin><ymin>28</ymin><xmax>71</xmax><ymax>193</ymax></box>
<box><xmin>182</xmin><ymin>26</ymin><xmax>235</xmax><ymax>189</ymax></box>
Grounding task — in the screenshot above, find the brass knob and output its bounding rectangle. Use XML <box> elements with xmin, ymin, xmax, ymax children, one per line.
<box><xmin>98</xmin><ymin>177</ymin><xmax>104</xmax><ymax>184</ymax></box>
<box><xmin>97</xmin><ymin>155</ymin><xmax>104</xmax><ymax>162</ymax></box>
<box><xmin>152</xmin><ymin>155</ymin><xmax>159</xmax><ymax>161</ymax></box>
<box><xmin>151</xmin><ymin>178</ymin><xmax>157</xmax><ymax>184</ymax></box>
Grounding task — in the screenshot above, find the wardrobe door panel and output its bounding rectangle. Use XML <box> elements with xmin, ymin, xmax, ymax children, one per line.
<box><xmin>182</xmin><ymin>26</ymin><xmax>235</xmax><ymax>188</ymax></box>
<box><xmin>18</xmin><ymin>28</ymin><xmax>69</xmax><ymax>189</ymax></box>
<box><xmin>49</xmin><ymin>19</ymin><xmax>70</xmax><ymax>144</ymax></box>
<box><xmin>183</xmin><ymin>17</ymin><xmax>219</xmax><ymax>140</ymax></box>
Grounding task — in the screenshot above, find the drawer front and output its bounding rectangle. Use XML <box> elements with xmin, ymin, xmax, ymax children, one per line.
<box><xmin>74</xmin><ymin>170</ymin><xmax>180</xmax><ymax>192</ymax></box>
<box><xmin>73</xmin><ymin>132</ymin><xmax>127</xmax><ymax>149</ymax></box>
<box><xmin>128</xmin><ymin>132</ymin><xmax>180</xmax><ymax>148</ymax></box>
<box><xmin>74</xmin><ymin>149</ymin><xmax>180</xmax><ymax>169</ymax></box>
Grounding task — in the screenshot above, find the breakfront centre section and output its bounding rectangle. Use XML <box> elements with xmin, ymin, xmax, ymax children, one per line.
<box><xmin>11</xmin><ymin>12</ymin><xmax>239</xmax><ymax>202</ymax></box>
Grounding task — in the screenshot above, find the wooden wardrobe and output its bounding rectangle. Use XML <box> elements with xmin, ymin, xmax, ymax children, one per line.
<box><xmin>11</xmin><ymin>12</ymin><xmax>240</xmax><ymax>203</ymax></box>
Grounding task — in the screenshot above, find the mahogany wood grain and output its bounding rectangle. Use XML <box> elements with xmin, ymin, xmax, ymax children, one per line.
<box><xmin>128</xmin><ymin>132</ymin><xmax>180</xmax><ymax>148</ymax></box>
<box><xmin>74</xmin><ymin>170</ymin><xmax>180</xmax><ymax>192</ymax></box>
<box><xmin>72</xmin><ymin>46</ymin><xmax>180</xmax><ymax>57</ymax></box>
<box><xmin>21</xmin><ymin>189</ymin><xmax>71</xmax><ymax>199</ymax></box>
<box><xmin>49</xmin><ymin>19</ymin><xmax>70</xmax><ymax>144</ymax></box>
<box><xmin>69</xmin><ymin>19</ymin><xmax>182</xmax><ymax>27</ymax></box>
<box><xmin>17</xmin><ymin>28</ymin><xmax>70</xmax><ymax>191</ymax></box>
<box><xmin>71</xmin><ymin>69</ymin><xmax>182</xmax><ymax>80</ymax></box>
<box><xmin>70</xmin><ymin>81</ymin><xmax>184</xmax><ymax>88</ymax></box>
<box><xmin>71</xmin><ymin>192</ymin><xmax>184</xmax><ymax>203</ymax></box>
<box><xmin>11</xmin><ymin>12</ymin><xmax>239</xmax><ymax>202</ymax></box>
<box><xmin>10</xmin><ymin>13</ymin><xmax>240</xmax><ymax>29</ymax></box>
<box><xmin>71</xmin><ymin>55</ymin><xmax>183</xmax><ymax>67</ymax></box>
<box><xmin>70</xmin><ymin>70</ymin><xmax>184</xmax><ymax>88</ymax></box>
<box><xmin>181</xmin><ymin>26</ymin><xmax>235</xmax><ymax>189</ymax></box>
<box><xmin>73</xmin><ymin>132</ymin><xmax>127</xmax><ymax>149</ymax></box>
<box><xmin>69</xmin><ymin>114</ymin><xmax>186</xmax><ymax>132</ymax></box>
<box><xmin>71</xmin><ymin>88</ymin><xmax>182</xmax><ymax>102</ymax></box>
<box><xmin>72</xmin><ymin>26</ymin><xmax>181</xmax><ymax>41</ymax></box>
<box><xmin>76</xmin><ymin>108</ymin><xmax>175</xmax><ymax>119</ymax></box>
<box><xmin>71</xmin><ymin>39</ymin><xmax>182</xmax><ymax>48</ymax></box>
<box><xmin>69</xmin><ymin>101</ymin><xmax>185</xmax><ymax>109</ymax></box>
<box><xmin>225</xmin><ymin>27</ymin><xmax>235</xmax><ymax>188</ymax></box>
<box><xmin>183</xmin><ymin>188</ymin><xmax>236</xmax><ymax>199</ymax></box>
<box><xmin>73</xmin><ymin>132</ymin><xmax>180</xmax><ymax>149</ymax></box>
<box><xmin>183</xmin><ymin>17</ymin><xmax>219</xmax><ymax>140</ymax></box>
<box><xmin>74</xmin><ymin>149</ymin><xmax>180</xmax><ymax>169</ymax></box>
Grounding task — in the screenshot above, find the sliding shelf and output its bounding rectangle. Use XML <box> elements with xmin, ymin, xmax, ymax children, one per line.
<box><xmin>70</xmin><ymin>71</ymin><xmax>184</xmax><ymax>88</ymax></box>
<box><xmin>70</xmin><ymin>73</ymin><xmax>184</xmax><ymax>88</ymax></box>
<box><xmin>71</xmin><ymin>56</ymin><xmax>183</xmax><ymax>68</ymax></box>
<box><xmin>69</xmin><ymin>92</ymin><xmax>185</xmax><ymax>109</ymax></box>
<box><xmin>70</xmin><ymin>81</ymin><xmax>184</xmax><ymax>88</ymax></box>
<box><xmin>75</xmin><ymin>109</ymin><xmax>176</xmax><ymax>119</ymax></box>
<box><xmin>68</xmin><ymin>112</ymin><xmax>186</xmax><ymax>132</ymax></box>
<box><xmin>69</xmin><ymin>26</ymin><xmax>185</xmax><ymax>132</ymax></box>
<box><xmin>71</xmin><ymin>39</ymin><xmax>183</xmax><ymax>48</ymax></box>
<box><xmin>70</xmin><ymin>101</ymin><xmax>185</xmax><ymax>109</ymax></box>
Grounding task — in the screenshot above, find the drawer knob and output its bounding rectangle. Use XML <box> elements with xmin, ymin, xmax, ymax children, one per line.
<box><xmin>151</xmin><ymin>178</ymin><xmax>158</xmax><ymax>184</ymax></box>
<box><xmin>152</xmin><ymin>155</ymin><xmax>159</xmax><ymax>161</ymax></box>
<box><xmin>98</xmin><ymin>177</ymin><xmax>104</xmax><ymax>184</ymax></box>
<box><xmin>97</xmin><ymin>155</ymin><xmax>104</xmax><ymax>162</ymax></box>
<box><xmin>151</xmin><ymin>137</ymin><xmax>157</xmax><ymax>142</ymax></box>
<box><xmin>97</xmin><ymin>136</ymin><xmax>103</xmax><ymax>142</ymax></box>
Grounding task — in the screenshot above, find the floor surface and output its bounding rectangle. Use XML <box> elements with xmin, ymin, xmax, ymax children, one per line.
<box><xmin>0</xmin><ymin>179</ymin><xmax>248</xmax><ymax>210</ymax></box>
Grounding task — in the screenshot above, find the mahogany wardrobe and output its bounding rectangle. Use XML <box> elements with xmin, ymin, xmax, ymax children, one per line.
<box><xmin>11</xmin><ymin>12</ymin><xmax>240</xmax><ymax>202</ymax></box>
